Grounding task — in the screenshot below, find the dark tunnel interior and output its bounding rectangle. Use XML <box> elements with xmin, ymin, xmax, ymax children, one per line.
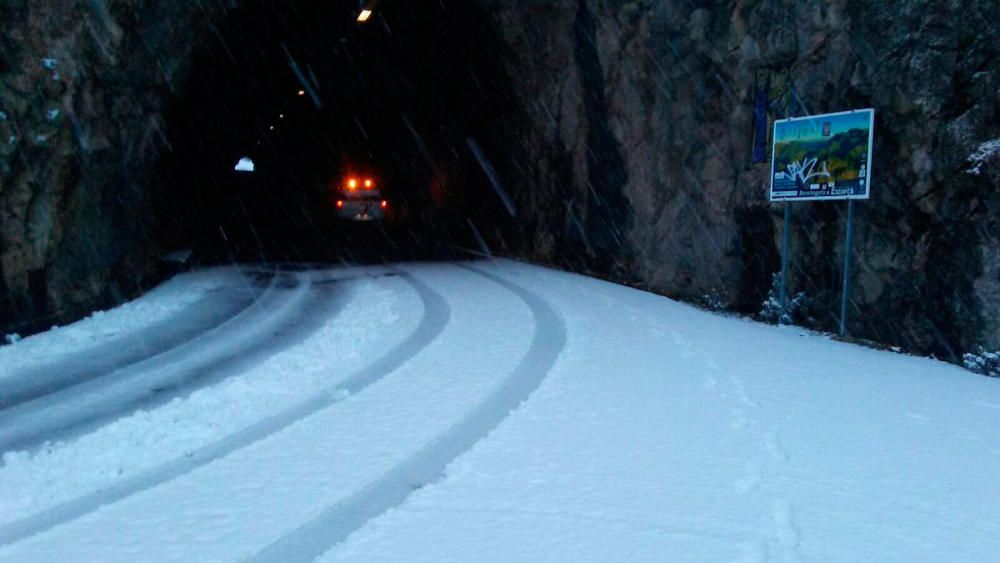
<box><xmin>154</xmin><ymin>0</ymin><xmax>519</xmax><ymax>264</ymax></box>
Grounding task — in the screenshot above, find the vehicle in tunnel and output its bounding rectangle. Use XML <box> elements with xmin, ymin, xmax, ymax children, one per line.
<box><xmin>138</xmin><ymin>0</ymin><xmax>518</xmax><ymax>267</ymax></box>
<box><xmin>3</xmin><ymin>0</ymin><xmax>1000</xmax><ymax>557</ymax></box>
<box><xmin>333</xmin><ymin>174</ymin><xmax>389</xmax><ymax>222</ymax></box>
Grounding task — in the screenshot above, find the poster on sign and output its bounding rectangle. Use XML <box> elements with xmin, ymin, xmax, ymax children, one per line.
<box><xmin>769</xmin><ymin>109</ymin><xmax>874</xmax><ymax>201</ymax></box>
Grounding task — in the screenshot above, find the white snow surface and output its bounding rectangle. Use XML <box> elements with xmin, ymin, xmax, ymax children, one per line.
<box><xmin>1</xmin><ymin>260</ymin><xmax>999</xmax><ymax>562</ymax></box>
<box><xmin>0</xmin><ymin>265</ymin><xmax>410</xmax><ymax>526</ymax></box>
<box><xmin>0</xmin><ymin>267</ymin><xmax>236</xmax><ymax>381</ymax></box>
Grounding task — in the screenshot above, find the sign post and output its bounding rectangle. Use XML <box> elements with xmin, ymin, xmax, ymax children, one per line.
<box><xmin>769</xmin><ymin>108</ymin><xmax>875</xmax><ymax>336</ymax></box>
<box><xmin>840</xmin><ymin>199</ymin><xmax>855</xmax><ymax>337</ymax></box>
<box><xmin>780</xmin><ymin>203</ymin><xmax>790</xmax><ymax>311</ymax></box>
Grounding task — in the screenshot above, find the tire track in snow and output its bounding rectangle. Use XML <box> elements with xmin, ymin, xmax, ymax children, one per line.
<box><xmin>0</xmin><ymin>271</ymin><xmax>450</xmax><ymax>548</ymax></box>
<box><xmin>0</xmin><ymin>284</ymin><xmax>260</xmax><ymax>410</ymax></box>
<box><xmin>0</xmin><ymin>272</ymin><xmax>302</xmax><ymax>454</ymax></box>
<box><xmin>247</xmin><ymin>263</ymin><xmax>567</xmax><ymax>563</ymax></box>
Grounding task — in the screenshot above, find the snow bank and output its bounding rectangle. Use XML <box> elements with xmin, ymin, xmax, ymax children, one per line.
<box><xmin>0</xmin><ymin>270</ymin><xmax>411</xmax><ymax>526</ymax></box>
<box><xmin>0</xmin><ymin>268</ymin><xmax>237</xmax><ymax>381</ymax></box>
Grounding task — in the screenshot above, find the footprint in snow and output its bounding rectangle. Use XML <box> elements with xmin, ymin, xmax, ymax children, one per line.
<box><xmin>763</xmin><ymin>431</ymin><xmax>787</xmax><ymax>463</ymax></box>
<box><xmin>730</xmin><ymin>409</ymin><xmax>748</xmax><ymax>431</ymax></box>
<box><xmin>733</xmin><ymin>462</ymin><xmax>762</xmax><ymax>495</ymax></box>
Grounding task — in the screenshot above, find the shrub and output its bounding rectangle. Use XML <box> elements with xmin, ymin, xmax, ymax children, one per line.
<box><xmin>963</xmin><ymin>347</ymin><xmax>1000</xmax><ymax>377</ymax></box>
<box><xmin>700</xmin><ymin>289</ymin><xmax>727</xmax><ymax>312</ymax></box>
<box><xmin>759</xmin><ymin>272</ymin><xmax>807</xmax><ymax>326</ymax></box>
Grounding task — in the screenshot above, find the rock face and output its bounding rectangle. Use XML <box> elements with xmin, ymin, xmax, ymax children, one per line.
<box><xmin>1</xmin><ymin>0</ymin><xmax>998</xmax><ymax>363</ymax></box>
<box><xmin>485</xmin><ymin>0</ymin><xmax>1000</xmax><ymax>360</ymax></box>
<box><xmin>0</xmin><ymin>1</ymin><xmax>228</xmax><ymax>332</ymax></box>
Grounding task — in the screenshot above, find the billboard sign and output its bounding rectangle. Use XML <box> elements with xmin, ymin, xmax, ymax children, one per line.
<box><xmin>769</xmin><ymin>109</ymin><xmax>874</xmax><ymax>201</ymax></box>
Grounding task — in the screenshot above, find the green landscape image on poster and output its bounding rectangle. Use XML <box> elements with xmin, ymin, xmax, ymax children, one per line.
<box><xmin>770</xmin><ymin>109</ymin><xmax>873</xmax><ymax>201</ymax></box>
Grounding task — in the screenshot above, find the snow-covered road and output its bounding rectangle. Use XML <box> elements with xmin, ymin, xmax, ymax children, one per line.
<box><xmin>1</xmin><ymin>260</ymin><xmax>999</xmax><ymax>562</ymax></box>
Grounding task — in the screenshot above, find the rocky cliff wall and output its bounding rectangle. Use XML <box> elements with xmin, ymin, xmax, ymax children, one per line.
<box><xmin>486</xmin><ymin>0</ymin><xmax>1000</xmax><ymax>361</ymax></box>
<box><xmin>0</xmin><ymin>0</ymin><xmax>229</xmax><ymax>332</ymax></box>
<box><xmin>1</xmin><ymin>0</ymin><xmax>998</xmax><ymax>364</ymax></box>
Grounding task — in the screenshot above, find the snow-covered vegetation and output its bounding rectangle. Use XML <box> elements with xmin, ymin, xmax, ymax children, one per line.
<box><xmin>964</xmin><ymin>347</ymin><xmax>1000</xmax><ymax>377</ymax></box>
<box><xmin>758</xmin><ymin>272</ymin><xmax>809</xmax><ymax>325</ymax></box>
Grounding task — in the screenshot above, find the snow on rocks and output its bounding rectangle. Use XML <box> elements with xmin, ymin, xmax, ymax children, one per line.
<box><xmin>967</xmin><ymin>138</ymin><xmax>1000</xmax><ymax>175</ymax></box>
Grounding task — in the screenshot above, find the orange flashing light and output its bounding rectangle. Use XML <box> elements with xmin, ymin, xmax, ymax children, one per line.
<box><xmin>347</xmin><ymin>178</ymin><xmax>358</xmax><ymax>190</ymax></box>
<box><xmin>364</xmin><ymin>178</ymin><xmax>373</xmax><ymax>188</ymax></box>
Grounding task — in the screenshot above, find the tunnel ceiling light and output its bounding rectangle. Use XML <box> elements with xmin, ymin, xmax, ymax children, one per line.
<box><xmin>234</xmin><ymin>157</ymin><xmax>255</xmax><ymax>173</ymax></box>
<box><xmin>297</xmin><ymin>89</ymin><xmax>305</xmax><ymax>96</ymax></box>
<box><xmin>357</xmin><ymin>9</ymin><xmax>373</xmax><ymax>22</ymax></box>
<box><xmin>279</xmin><ymin>113</ymin><xmax>285</xmax><ymax>119</ymax></box>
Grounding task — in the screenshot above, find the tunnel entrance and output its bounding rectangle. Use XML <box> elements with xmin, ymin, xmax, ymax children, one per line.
<box><xmin>155</xmin><ymin>0</ymin><xmax>518</xmax><ymax>264</ymax></box>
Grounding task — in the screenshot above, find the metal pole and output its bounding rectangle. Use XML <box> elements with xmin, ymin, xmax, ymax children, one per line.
<box><xmin>779</xmin><ymin>90</ymin><xmax>797</xmax><ymax>321</ymax></box>
<box><xmin>780</xmin><ymin>202</ymin><xmax>791</xmax><ymax>316</ymax></box>
<box><xmin>839</xmin><ymin>199</ymin><xmax>855</xmax><ymax>337</ymax></box>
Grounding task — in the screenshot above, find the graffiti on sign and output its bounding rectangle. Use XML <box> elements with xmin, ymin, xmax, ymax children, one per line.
<box><xmin>769</xmin><ymin>109</ymin><xmax>874</xmax><ymax>201</ymax></box>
